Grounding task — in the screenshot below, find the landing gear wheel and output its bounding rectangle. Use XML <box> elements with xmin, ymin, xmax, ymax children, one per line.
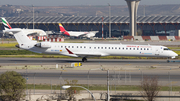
<box><xmin>82</xmin><ymin>57</ymin><xmax>87</xmax><ymax>62</ymax></box>
<box><xmin>167</xmin><ymin>57</ymin><xmax>170</xmax><ymax>63</ymax></box>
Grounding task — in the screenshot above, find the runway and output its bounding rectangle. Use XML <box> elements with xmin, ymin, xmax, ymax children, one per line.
<box><xmin>0</xmin><ymin>69</ymin><xmax>180</xmax><ymax>86</ymax></box>
<box><xmin>0</xmin><ymin>58</ymin><xmax>179</xmax><ymax>66</ymax></box>
<box><xmin>0</xmin><ymin>58</ymin><xmax>180</xmax><ymax>86</ymax></box>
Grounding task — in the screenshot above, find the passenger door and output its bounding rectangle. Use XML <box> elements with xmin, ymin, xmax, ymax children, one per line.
<box><xmin>155</xmin><ymin>47</ymin><xmax>162</xmax><ymax>56</ymax></box>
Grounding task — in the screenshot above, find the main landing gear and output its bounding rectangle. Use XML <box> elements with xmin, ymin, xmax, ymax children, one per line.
<box><xmin>167</xmin><ymin>57</ymin><xmax>170</xmax><ymax>63</ymax></box>
<box><xmin>82</xmin><ymin>57</ymin><xmax>87</xmax><ymax>62</ymax></box>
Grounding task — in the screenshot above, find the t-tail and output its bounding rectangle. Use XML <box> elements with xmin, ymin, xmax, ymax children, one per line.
<box><xmin>1</xmin><ymin>17</ymin><xmax>12</xmax><ymax>30</ymax></box>
<box><xmin>6</xmin><ymin>29</ymin><xmax>37</xmax><ymax>49</ymax></box>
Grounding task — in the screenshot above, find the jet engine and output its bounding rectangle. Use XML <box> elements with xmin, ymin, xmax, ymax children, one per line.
<box><xmin>35</xmin><ymin>42</ymin><xmax>51</xmax><ymax>48</ymax></box>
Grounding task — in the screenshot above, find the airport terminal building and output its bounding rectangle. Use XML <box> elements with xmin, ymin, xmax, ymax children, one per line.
<box><xmin>0</xmin><ymin>16</ymin><xmax>180</xmax><ymax>38</ymax></box>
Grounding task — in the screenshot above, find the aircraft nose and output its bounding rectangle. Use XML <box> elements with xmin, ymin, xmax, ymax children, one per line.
<box><xmin>171</xmin><ymin>52</ymin><xmax>178</xmax><ymax>59</ymax></box>
<box><xmin>174</xmin><ymin>52</ymin><xmax>178</xmax><ymax>56</ymax></box>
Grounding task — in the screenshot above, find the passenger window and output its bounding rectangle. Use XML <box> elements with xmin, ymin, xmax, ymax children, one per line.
<box><xmin>126</xmin><ymin>48</ymin><xmax>128</xmax><ymax>50</ymax></box>
<box><xmin>65</xmin><ymin>46</ymin><xmax>66</xmax><ymax>48</ymax></box>
<box><xmin>105</xmin><ymin>47</ymin><xmax>107</xmax><ymax>49</ymax></box>
<box><xmin>101</xmin><ymin>47</ymin><xmax>103</xmax><ymax>49</ymax></box>
<box><xmin>94</xmin><ymin>47</ymin><xmax>96</xmax><ymax>49</ymax></box>
<box><xmin>109</xmin><ymin>47</ymin><xmax>110</xmax><ymax>49</ymax></box>
<box><xmin>141</xmin><ymin>48</ymin><xmax>142</xmax><ymax>50</ymax></box>
<box><xmin>112</xmin><ymin>47</ymin><xmax>113</xmax><ymax>49</ymax></box>
<box><xmin>89</xmin><ymin>47</ymin><xmax>91</xmax><ymax>49</ymax></box>
<box><xmin>77</xmin><ymin>46</ymin><xmax>78</xmax><ymax>48</ymax></box>
<box><xmin>72</xmin><ymin>46</ymin><xmax>74</xmax><ymax>48</ymax></box>
<box><xmin>130</xmin><ymin>48</ymin><xmax>131</xmax><ymax>50</ymax></box>
<box><xmin>98</xmin><ymin>47</ymin><xmax>100</xmax><ymax>49</ymax></box>
<box><xmin>147</xmin><ymin>48</ymin><xmax>149</xmax><ymax>50</ymax></box>
<box><xmin>84</xmin><ymin>46</ymin><xmax>86</xmax><ymax>48</ymax></box>
<box><xmin>80</xmin><ymin>46</ymin><xmax>82</xmax><ymax>48</ymax></box>
<box><xmin>137</xmin><ymin>48</ymin><xmax>139</xmax><ymax>50</ymax></box>
<box><xmin>68</xmin><ymin>46</ymin><xmax>70</xmax><ymax>48</ymax></box>
<box><xmin>61</xmin><ymin>46</ymin><xmax>63</xmax><ymax>48</ymax></box>
<box><xmin>119</xmin><ymin>47</ymin><xmax>121</xmax><ymax>49</ymax></box>
<box><xmin>144</xmin><ymin>48</ymin><xmax>146</xmax><ymax>50</ymax></box>
<box><xmin>134</xmin><ymin>48</ymin><xmax>135</xmax><ymax>50</ymax></box>
<box><xmin>115</xmin><ymin>47</ymin><xmax>117</xmax><ymax>49</ymax></box>
<box><xmin>123</xmin><ymin>48</ymin><xmax>124</xmax><ymax>50</ymax></box>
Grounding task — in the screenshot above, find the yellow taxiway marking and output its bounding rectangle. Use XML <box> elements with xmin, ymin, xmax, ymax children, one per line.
<box><xmin>60</xmin><ymin>70</ymin><xmax>67</xmax><ymax>72</ymax></box>
<box><xmin>165</xmin><ymin>81</ymin><xmax>177</xmax><ymax>86</ymax></box>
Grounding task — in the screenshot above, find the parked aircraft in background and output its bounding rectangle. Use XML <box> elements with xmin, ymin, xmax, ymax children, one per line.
<box><xmin>1</xmin><ymin>18</ymin><xmax>47</xmax><ymax>36</ymax></box>
<box><xmin>6</xmin><ymin>28</ymin><xmax>178</xmax><ymax>62</ymax></box>
<box><xmin>59</xmin><ymin>23</ymin><xmax>98</xmax><ymax>38</ymax></box>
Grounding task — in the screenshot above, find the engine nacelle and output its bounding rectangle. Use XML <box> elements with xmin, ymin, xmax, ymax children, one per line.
<box><xmin>35</xmin><ymin>42</ymin><xmax>51</xmax><ymax>48</ymax></box>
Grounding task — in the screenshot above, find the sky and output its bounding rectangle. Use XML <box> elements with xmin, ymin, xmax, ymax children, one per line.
<box><xmin>0</xmin><ymin>0</ymin><xmax>180</xmax><ymax>6</ymax></box>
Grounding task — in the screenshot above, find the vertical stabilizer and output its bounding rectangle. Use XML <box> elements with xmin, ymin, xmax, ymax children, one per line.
<box><xmin>59</xmin><ymin>23</ymin><xmax>70</xmax><ymax>36</ymax></box>
<box><xmin>1</xmin><ymin>17</ymin><xmax>12</xmax><ymax>30</ymax></box>
<box><xmin>59</xmin><ymin>23</ymin><xmax>66</xmax><ymax>32</ymax></box>
<box><xmin>9</xmin><ymin>29</ymin><xmax>36</xmax><ymax>44</ymax></box>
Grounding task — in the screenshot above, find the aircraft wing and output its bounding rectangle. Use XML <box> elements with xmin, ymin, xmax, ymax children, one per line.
<box><xmin>65</xmin><ymin>48</ymin><xmax>109</xmax><ymax>57</ymax></box>
<box><xmin>75</xmin><ymin>53</ymin><xmax>102</xmax><ymax>57</ymax></box>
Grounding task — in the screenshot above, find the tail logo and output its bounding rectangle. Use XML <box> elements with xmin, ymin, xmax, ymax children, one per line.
<box><xmin>59</xmin><ymin>23</ymin><xmax>66</xmax><ymax>32</ymax></box>
<box><xmin>1</xmin><ymin>18</ymin><xmax>12</xmax><ymax>29</ymax></box>
<box><xmin>59</xmin><ymin>23</ymin><xmax>70</xmax><ymax>36</ymax></box>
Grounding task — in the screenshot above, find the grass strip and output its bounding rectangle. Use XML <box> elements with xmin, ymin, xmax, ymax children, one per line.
<box><xmin>0</xmin><ymin>42</ymin><xmax>18</xmax><ymax>48</ymax></box>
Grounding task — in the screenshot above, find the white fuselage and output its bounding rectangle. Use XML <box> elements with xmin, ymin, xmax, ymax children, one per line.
<box><xmin>20</xmin><ymin>42</ymin><xmax>178</xmax><ymax>59</ymax></box>
<box><xmin>64</xmin><ymin>31</ymin><xmax>98</xmax><ymax>38</ymax></box>
<box><xmin>66</xmin><ymin>31</ymin><xmax>88</xmax><ymax>37</ymax></box>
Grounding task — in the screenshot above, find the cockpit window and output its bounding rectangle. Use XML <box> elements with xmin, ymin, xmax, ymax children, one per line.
<box><xmin>164</xmin><ymin>48</ymin><xmax>170</xmax><ymax>50</ymax></box>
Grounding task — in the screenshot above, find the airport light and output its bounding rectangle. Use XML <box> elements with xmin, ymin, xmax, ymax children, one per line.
<box><xmin>32</xmin><ymin>5</ymin><xmax>34</xmax><ymax>29</ymax></box>
<box><xmin>102</xmin><ymin>17</ymin><xmax>104</xmax><ymax>39</ymax></box>
<box><xmin>108</xmin><ymin>3</ymin><xmax>111</xmax><ymax>38</ymax></box>
<box><xmin>107</xmin><ymin>70</ymin><xmax>110</xmax><ymax>101</ymax></box>
<box><xmin>62</xmin><ymin>85</ymin><xmax>96</xmax><ymax>101</ymax></box>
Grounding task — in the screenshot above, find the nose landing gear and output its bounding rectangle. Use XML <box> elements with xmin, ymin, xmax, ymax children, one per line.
<box><xmin>82</xmin><ymin>57</ymin><xmax>87</xmax><ymax>62</ymax></box>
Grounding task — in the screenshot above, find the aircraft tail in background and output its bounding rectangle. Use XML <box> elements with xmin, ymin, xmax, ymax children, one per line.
<box><xmin>1</xmin><ymin>17</ymin><xmax>12</xmax><ymax>30</ymax></box>
<box><xmin>59</xmin><ymin>23</ymin><xmax>70</xmax><ymax>36</ymax></box>
<box><xmin>59</xmin><ymin>23</ymin><xmax>66</xmax><ymax>32</ymax></box>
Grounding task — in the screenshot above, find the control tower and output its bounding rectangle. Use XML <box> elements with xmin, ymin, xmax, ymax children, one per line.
<box><xmin>125</xmin><ymin>0</ymin><xmax>140</xmax><ymax>36</ymax></box>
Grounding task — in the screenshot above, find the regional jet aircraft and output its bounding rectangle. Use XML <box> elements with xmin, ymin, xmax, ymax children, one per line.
<box><xmin>5</xmin><ymin>28</ymin><xmax>178</xmax><ymax>62</ymax></box>
<box><xmin>59</xmin><ymin>23</ymin><xmax>98</xmax><ymax>38</ymax></box>
<box><xmin>1</xmin><ymin>18</ymin><xmax>47</xmax><ymax>36</ymax></box>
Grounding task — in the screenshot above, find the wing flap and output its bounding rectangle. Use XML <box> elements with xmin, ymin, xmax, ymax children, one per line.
<box><xmin>74</xmin><ymin>52</ymin><xmax>109</xmax><ymax>57</ymax></box>
<box><xmin>76</xmin><ymin>53</ymin><xmax>101</xmax><ymax>57</ymax></box>
<box><xmin>64</xmin><ymin>48</ymin><xmax>109</xmax><ymax>57</ymax></box>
